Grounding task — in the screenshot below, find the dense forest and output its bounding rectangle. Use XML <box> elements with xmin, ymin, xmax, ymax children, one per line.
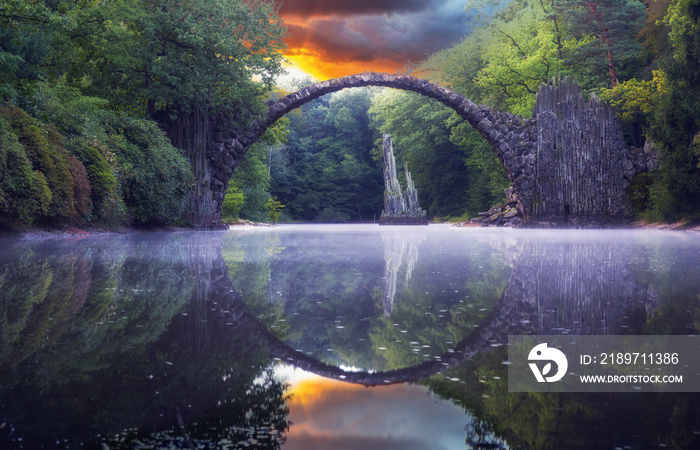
<box><xmin>2</xmin><ymin>0</ymin><xmax>700</xmax><ymax>228</ymax></box>
<box><xmin>0</xmin><ymin>0</ymin><xmax>285</xmax><ymax>229</ymax></box>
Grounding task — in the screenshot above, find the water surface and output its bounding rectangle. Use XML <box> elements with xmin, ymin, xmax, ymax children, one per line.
<box><xmin>1</xmin><ymin>224</ymin><xmax>699</xmax><ymax>448</ymax></box>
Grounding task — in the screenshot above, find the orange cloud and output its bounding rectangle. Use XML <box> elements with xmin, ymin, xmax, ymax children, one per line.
<box><xmin>288</xmin><ymin>377</ymin><xmax>369</xmax><ymax>407</ymax></box>
<box><xmin>285</xmin><ymin>52</ymin><xmax>404</xmax><ymax>80</ymax></box>
<box><xmin>282</xmin><ymin>373</ymin><xmax>469</xmax><ymax>450</ymax></box>
<box><xmin>278</xmin><ymin>0</ymin><xmax>471</xmax><ymax>81</ymax></box>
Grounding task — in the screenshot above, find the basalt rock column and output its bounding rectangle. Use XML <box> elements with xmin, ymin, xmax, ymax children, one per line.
<box><xmin>379</xmin><ymin>134</ymin><xmax>428</xmax><ymax>225</ymax></box>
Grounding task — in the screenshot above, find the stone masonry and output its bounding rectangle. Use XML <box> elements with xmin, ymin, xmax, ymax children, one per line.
<box><xmin>202</xmin><ymin>72</ymin><xmax>648</xmax><ymax>226</ymax></box>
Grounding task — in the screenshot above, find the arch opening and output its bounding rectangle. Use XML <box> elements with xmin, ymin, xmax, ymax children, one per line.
<box><xmin>205</xmin><ymin>72</ymin><xmax>537</xmax><ymax>226</ymax></box>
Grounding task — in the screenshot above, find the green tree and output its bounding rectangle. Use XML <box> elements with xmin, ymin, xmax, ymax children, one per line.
<box><xmin>229</xmin><ymin>142</ymin><xmax>271</xmax><ymax>222</ymax></box>
<box><xmin>556</xmin><ymin>0</ymin><xmax>646</xmax><ymax>88</ymax></box>
<box><xmin>638</xmin><ymin>0</ymin><xmax>673</xmax><ymax>73</ymax></box>
<box><xmin>268</xmin><ymin>88</ymin><xmax>383</xmax><ymax>222</ymax></box>
<box><xmin>0</xmin><ymin>0</ymin><xmax>288</xmax><ymax>226</ymax></box>
<box><xmin>61</xmin><ymin>0</ymin><xmax>286</xmax><ymax>118</ymax></box>
<box><xmin>600</xmin><ymin>70</ymin><xmax>666</xmax><ymax>147</ymax></box>
<box><xmin>222</xmin><ymin>184</ymin><xmax>245</xmax><ymax>220</ymax></box>
<box><xmin>72</xmin><ymin>0</ymin><xmax>287</xmax><ymax>225</ymax></box>
<box><xmin>471</xmin><ymin>1</ymin><xmax>571</xmax><ymax>115</ymax></box>
<box><xmin>225</xmin><ymin>117</ymin><xmax>288</xmax><ymax>221</ymax></box>
<box><xmin>0</xmin><ymin>110</ymin><xmax>44</xmax><ymax>226</ymax></box>
<box><xmin>645</xmin><ymin>0</ymin><xmax>700</xmax><ymax>220</ymax></box>
<box><xmin>105</xmin><ymin>114</ymin><xmax>194</xmax><ymax>224</ymax></box>
<box><xmin>264</xmin><ymin>196</ymin><xmax>285</xmax><ymax>224</ymax></box>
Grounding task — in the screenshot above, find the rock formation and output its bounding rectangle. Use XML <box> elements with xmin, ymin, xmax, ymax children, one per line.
<box><xmin>379</xmin><ymin>134</ymin><xmax>428</xmax><ymax>225</ymax></box>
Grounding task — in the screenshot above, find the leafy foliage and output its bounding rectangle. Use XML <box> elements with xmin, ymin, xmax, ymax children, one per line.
<box><xmin>0</xmin><ymin>103</ymin><xmax>80</xmax><ymax>224</ymax></box>
<box><xmin>268</xmin><ymin>87</ymin><xmax>384</xmax><ymax>222</ymax></box>
<box><xmin>555</xmin><ymin>0</ymin><xmax>646</xmax><ymax>88</ymax></box>
<box><xmin>0</xmin><ymin>0</ymin><xmax>286</xmax><ymax>229</ymax></box>
<box><xmin>0</xmin><ymin>111</ymin><xmax>43</xmax><ymax>226</ymax></box>
<box><xmin>55</xmin><ymin>0</ymin><xmax>287</xmax><ymax>118</ymax></box>
<box><xmin>222</xmin><ymin>184</ymin><xmax>245</xmax><ymax>220</ymax></box>
<box><xmin>644</xmin><ymin>0</ymin><xmax>700</xmax><ymax>220</ymax></box>
<box><xmin>600</xmin><ymin>70</ymin><xmax>666</xmax><ymax>146</ymax></box>
<box><xmin>0</xmin><ymin>85</ymin><xmax>193</xmax><ymax>227</ymax></box>
<box><xmin>265</xmin><ymin>196</ymin><xmax>285</xmax><ymax>225</ymax></box>
<box><xmin>104</xmin><ymin>113</ymin><xmax>193</xmax><ymax>224</ymax></box>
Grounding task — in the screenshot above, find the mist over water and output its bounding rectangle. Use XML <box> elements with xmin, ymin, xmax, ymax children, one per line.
<box><xmin>1</xmin><ymin>224</ymin><xmax>699</xmax><ymax>448</ymax></box>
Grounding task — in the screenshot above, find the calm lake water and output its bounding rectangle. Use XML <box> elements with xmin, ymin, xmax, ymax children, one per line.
<box><xmin>1</xmin><ymin>224</ymin><xmax>700</xmax><ymax>449</ymax></box>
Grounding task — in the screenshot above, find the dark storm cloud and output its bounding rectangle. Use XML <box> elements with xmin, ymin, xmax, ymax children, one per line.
<box><xmin>279</xmin><ymin>0</ymin><xmax>447</xmax><ymax>17</ymax></box>
<box><xmin>284</xmin><ymin>0</ymin><xmax>469</xmax><ymax>64</ymax></box>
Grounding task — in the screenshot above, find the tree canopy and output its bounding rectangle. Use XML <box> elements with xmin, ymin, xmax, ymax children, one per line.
<box><xmin>0</xmin><ymin>0</ymin><xmax>286</xmax><ymax>228</ymax></box>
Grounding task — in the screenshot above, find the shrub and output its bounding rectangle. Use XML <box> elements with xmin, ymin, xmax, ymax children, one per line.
<box><xmin>265</xmin><ymin>196</ymin><xmax>285</xmax><ymax>224</ymax></box>
<box><xmin>3</xmin><ymin>83</ymin><xmax>194</xmax><ymax>227</ymax></box>
<box><xmin>646</xmin><ymin>180</ymin><xmax>684</xmax><ymax>222</ymax></box>
<box><xmin>31</xmin><ymin>171</ymin><xmax>51</xmax><ymax>215</ymax></box>
<box><xmin>105</xmin><ymin>113</ymin><xmax>193</xmax><ymax>224</ymax></box>
<box><xmin>67</xmin><ymin>153</ymin><xmax>91</xmax><ymax>218</ymax></box>
<box><xmin>68</xmin><ymin>137</ymin><xmax>121</xmax><ymax>222</ymax></box>
<box><xmin>1</xmin><ymin>103</ymin><xmax>77</xmax><ymax>219</ymax></box>
<box><xmin>0</xmin><ymin>114</ymin><xmax>42</xmax><ymax>226</ymax></box>
<box><xmin>625</xmin><ymin>172</ymin><xmax>654</xmax><ymax>214</ymax></box>
<box><xmin>222</xmin><ymin>184</ymin><xmax>245</xmax><ymax>219</ymax></box>
<box><xmin>18</xmin><ymin>83</ymin><xmax>124</xmax><ymax>223</ymax></box>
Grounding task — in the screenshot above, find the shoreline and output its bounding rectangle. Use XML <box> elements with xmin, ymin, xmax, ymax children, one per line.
<box><xmin>0</xmin><ymin>219</ymin><xmax>281</xmax><ymax>240</ymax></box>
<box><xmin>3</xmin><ymin>218</ymin><xmax>700</xmax><ymax>240</ymax></box>
<box><xmin>625</xmin><ymin>219</ymin><xmax>700</xmax><ymax>232</ymax></box>
<box><xmin>451</xmin><ymin>218</ymin><xmax>700</xmax><ymax>232</ymax></box>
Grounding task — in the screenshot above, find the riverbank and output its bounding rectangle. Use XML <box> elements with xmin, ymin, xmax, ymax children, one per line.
<box><xmin>628</xmin><ymin>219</ymin><xmax>700</xmax><ymax>231</ymax></box>
<box><xmin>4</xmin><ymin>217</ymin><xmax>700</xmax><ymax>240</ymax></box>
<box><xmin>0</xmin><ymin>219</ymin><xmax>285</xmax><ymax>240</ymax></box>
<box><xmin>0</xmin><ymin>223</ymin><xmax>192</xmax><ymax>240</ymax></box>
<box><xmin>452</xmin><ymin>217</ymin><xmax>700</xmax><ymax>231</ymax></box>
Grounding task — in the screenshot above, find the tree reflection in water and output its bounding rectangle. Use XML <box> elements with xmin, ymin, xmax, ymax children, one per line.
<box><xmin>0</xmin><ymin>234</ymin><xmax>290</xmax><ymax>449</ymax></box>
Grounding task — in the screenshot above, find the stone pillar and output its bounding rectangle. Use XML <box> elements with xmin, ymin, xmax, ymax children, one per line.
<box><xmin>379</xmin><ymin>134</ymin><xmax>428</xmax><ymax>225</ymax></box>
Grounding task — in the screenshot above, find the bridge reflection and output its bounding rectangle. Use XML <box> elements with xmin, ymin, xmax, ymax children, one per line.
<box><xmin>194</xmin><ymin>230</ymin><xmax>658</xmax><ymax>386</ymax></box>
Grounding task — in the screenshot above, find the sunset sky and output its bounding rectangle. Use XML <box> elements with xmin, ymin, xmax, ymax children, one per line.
<box><xmin>277</xmin><ymin>0</ymin><xmax>472</xmax><ymax>82</ymax></box>
<box><xmin>276</xmin><ymin>366</ymin><xmax>470</xmax><ymax>450</ymax></box>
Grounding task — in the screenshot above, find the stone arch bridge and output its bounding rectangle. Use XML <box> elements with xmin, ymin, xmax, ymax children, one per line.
<box><xmin>193</xmin><ymin>72</ymin><xmax>652</xmax><ymax>228</ymax></box>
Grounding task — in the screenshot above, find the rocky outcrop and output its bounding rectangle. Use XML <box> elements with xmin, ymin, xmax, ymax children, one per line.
<box><xmin>467</xmin><ymin>78</ymin><xmax>659</xmax><ymax>228</ymax></box>
<box><xmin>626</xmin><ymin>139</ymin><xmax>660</xmax><ymax>181</ymax></box>
<box><xmin>379</xmin><ymin>134</ymin><xmax>428</xmax><ymax>225</ymax></box>
<box><xmin>467</xmin><ymin>187</ymin><xmax>524</xmax><ymax>227</ymax></box>
<box><xmin>531</xmin><ymin>78</ymin><xmax>633</xmax><ymax>221</ymax></box>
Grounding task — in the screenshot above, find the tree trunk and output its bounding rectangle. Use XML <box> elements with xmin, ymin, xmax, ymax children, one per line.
<box><xmin>607</xmin><ymin>47</ymin><xmax>618</xmax><ymax>88</ymax></box>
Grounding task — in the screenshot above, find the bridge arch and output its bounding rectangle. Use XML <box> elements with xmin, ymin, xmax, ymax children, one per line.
<box><xmin>205</xmin><ymin>245</ymin><xmax>531</xmax><ymax>386</ymax></box>
<box><xmin>196</xmin><ymin>230</ymin><xmax>653</xmax><ymax>385</ymax></box>
<box><xmin>206</xmin><ymin>72</ymin><xmax>537</xmax><ymax>224</ymax></box>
